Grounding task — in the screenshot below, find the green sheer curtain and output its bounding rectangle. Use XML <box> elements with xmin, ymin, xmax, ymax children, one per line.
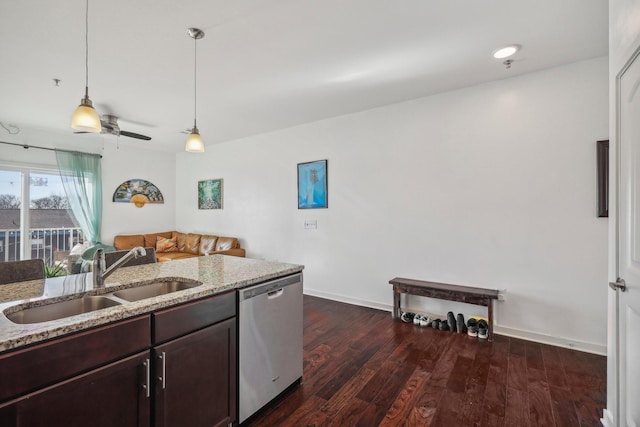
<box><xmin>56</xmin><ymin>151</ymin><xmax>103</xmax><ymax>244</ymax></box>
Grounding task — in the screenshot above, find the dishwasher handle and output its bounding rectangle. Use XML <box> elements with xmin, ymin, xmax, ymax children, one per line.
<box><xmin>267</xmin><ymin>289</ymin><xmax>284</xmax><ymax>299</ymax></box>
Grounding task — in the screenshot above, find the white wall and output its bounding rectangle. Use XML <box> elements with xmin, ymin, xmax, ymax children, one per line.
<box><xmin>0</xmin><ymin>130</ymin><xmax>176</xmax><ymax>245</ymax></box>
<box><xmin>100</xmin><ymin>143</ymin><xmax>176</xmax><ymax>243</ymax></box>
<box><xmin>176</xmin><ymin>57</ymin><xmax>609</xmax><ymax>353</ymax></box>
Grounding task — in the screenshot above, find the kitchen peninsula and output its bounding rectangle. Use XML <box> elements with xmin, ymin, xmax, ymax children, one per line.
<box><xmin>0</xmin><ymin>255</ymin><xmax>304</xmax><ymax>427</ymax></box>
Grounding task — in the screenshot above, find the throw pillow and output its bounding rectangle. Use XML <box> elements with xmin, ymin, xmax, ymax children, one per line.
<box><xmin>156</xmin><ymin>236</ymin><xmax>178</xmax><ymax>253</ymax></box>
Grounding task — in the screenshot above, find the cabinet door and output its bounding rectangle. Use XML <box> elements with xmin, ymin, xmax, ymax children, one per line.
<box><xmin>0</xmin><ymin>315</ymin><xmax>150</xmax><ymax>403</ymax></box>
<box><xmin>154</xmin><ymin>318</ymin><xmax>236</xmax><ymax>427</ymax></box>
<box><xmin>0</xmin><ymin>351</ymin><xmax>151</xmax><ymax>427</ymax></box>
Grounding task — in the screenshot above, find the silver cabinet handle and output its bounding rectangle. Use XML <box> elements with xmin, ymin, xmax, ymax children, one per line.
<box><xmin>158</xmin><ymin>351</ymin><xmax>166</xmax><ymax>389</ymax></box>
<box><xmin>609</xmin><ymin>278</ymin><xmax>627</xmax><ymax>292</ymax></box>
<box><xmin>142</xmin><ymin>359</ymin><xmax>150</xmax><ymax>398</ymax></box>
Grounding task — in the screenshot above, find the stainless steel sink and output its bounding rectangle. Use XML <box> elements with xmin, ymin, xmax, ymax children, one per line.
<box><xmin>5</xmin><ymin>296</ymin><xmax>122</xmax><ymax>324</ymax></box>
<box><xmin>112</xmin><ymin>281</ymin><xmax>202</xmax><ymax>302</ymax></box>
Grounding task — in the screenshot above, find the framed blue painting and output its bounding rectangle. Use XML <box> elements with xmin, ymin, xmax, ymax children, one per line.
<box><xmin>297</xmin><ymin>160</ymin><xmax>328</xmax><ymax>209</ymax></box>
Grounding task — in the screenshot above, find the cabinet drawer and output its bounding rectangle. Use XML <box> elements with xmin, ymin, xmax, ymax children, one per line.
<box><xmin>152</xmin><ymin>291</ymin><xmax>235</xmax><ymax>344</ymax></box>
<box><xmin>0</xmin><ymin>351</ymin><xmax>151</xmax><ymax>427</ymax></box>
<box><xmin>0</xmin><ymin>315</ymin><xmax>150</xmax><ymax>403</ymax></box>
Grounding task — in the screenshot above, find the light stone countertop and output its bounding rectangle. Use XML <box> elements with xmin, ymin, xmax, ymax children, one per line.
<box><xmin>0</xmin><ymin>255</ymin><xmax>303</xmax><ymax>353</ymax></box>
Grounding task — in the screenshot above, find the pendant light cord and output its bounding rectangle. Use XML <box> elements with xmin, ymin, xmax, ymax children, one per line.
<box><xmin>84</xmin><ymin>0</ymin><xmax>89</xmax><ymax>93</ymax></box>
<box><xmin>193</xmin><ymin>35</ymin><xmax>198</xmax><ymax>129</ymax></box>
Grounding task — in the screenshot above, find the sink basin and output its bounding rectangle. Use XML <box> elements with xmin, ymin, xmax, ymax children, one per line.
<box><xmin>112</xmin><ymin>281</ymin><xmax>202</xmax><ymax>302</ymax></box>
<box><xmin>5</xmin><ymin>296</ymin><xmax>122</xmax><ymax>324</ymax></box>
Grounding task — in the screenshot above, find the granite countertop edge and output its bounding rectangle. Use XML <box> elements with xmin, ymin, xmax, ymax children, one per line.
<box><xmin>0</xmin><ymin>255</ymin><xmax>303</xmax><ymax>353</ymax></box>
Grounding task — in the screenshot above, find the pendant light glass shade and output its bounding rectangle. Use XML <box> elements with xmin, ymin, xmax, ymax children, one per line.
<box><xmin>71</xmin><ymin>87</ymin><xmax>101</xmax><ymax>132</ymax></box>
<box><xmin>72</xmin><ymin>0</ymin><xmax>101</xmax><ymax>134</ymax></box>
<box><xmin>185</xmin><ymin>28</ymin><xmax>205</xmax><ymax>153</ymax></box>
<box><xmin>185</xmin><ymin>126</ymin><xmax>205</xmax><ymax>152</ymax></box>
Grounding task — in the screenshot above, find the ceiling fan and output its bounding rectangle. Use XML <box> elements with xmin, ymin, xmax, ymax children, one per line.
<box><xmin>75</xmin><ymin>115</ymin><xmax>151</xmax><ymax>141</ymax></box>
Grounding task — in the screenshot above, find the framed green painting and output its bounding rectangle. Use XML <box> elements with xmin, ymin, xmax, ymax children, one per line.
<box><xmin>198</xmin><ymin>179</ymin><xmax>223</xmax><ymax>209</ymax></box>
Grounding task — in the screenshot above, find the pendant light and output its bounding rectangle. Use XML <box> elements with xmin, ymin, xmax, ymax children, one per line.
<box><xmin>185</xmin><ymin>27</ymin><xmax>205</xmax><ymax>153</ymax></box>
<box><xmin>71</xmin><ymin>0</ymin><xmax>101</xmax><ymax>133</ymax></box>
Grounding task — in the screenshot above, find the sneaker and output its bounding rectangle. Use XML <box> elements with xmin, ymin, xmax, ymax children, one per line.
<box><xmin>401</xmin><ymin>312</ymin><xmax>415</xmax><ymax>323</ymax></box>
<box><xmin>439</xmin><ymin>320</ymin><xmax>448</xmax><ymax>331</ymax></box>
<box><xmin>420</xmin><ymin>315</ymin><xmax>432</xmax><ymax>328</ymax></box>
<box><xmin>477</xmin><ymin>319</ymin><xmax>488</xmax><ymax>339</ymax></box>
<box><xmin>413</xmin><ymin>314</ymin><xmax>422</xmax><ymax>325</ymax></box>
<box><xmin>447</xmin><ymin>311</ymin><xmax>456</xmax><ymax>332</ymax></box>
<box><xmin>467</xmin><ymin>318</ymin><xmax>478</xmax><ymax>337</ymax></box>
<box><xmin>432</xmin><ymin>319</ymin><xmax>441</xmax><ymax>329</ymax></box>
<box><xmin>456</xmin><ymin>313</ymin><xmax>465</xmax><ymax>333</ymax></box>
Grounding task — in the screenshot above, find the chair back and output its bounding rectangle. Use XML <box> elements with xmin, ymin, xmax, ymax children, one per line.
<box><xmin>0</xmin><ymin>259</ymin><xmax>46</xmax><ymax>285</ymax></box>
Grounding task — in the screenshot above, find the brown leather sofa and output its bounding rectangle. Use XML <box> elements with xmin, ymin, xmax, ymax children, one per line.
<box><xmin>113</xmin><ymin>231</ymin><xmax>245</xmax><ymax>262</ymax></box>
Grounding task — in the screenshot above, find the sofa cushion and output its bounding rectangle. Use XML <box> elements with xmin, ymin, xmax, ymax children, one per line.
<box><xmin>156</xmin><ymin>236</ymin><xmax>178</xmax><ymax>253</ymax></box>
<box><xmin>144</xmin><ymin>231</ymin><xmax>172</xmax><ymax>248</ymax></box>
<box><xmin>172</xmin><ymin>231</ymin><xmax>187</xmax><ymax>252</ymax></box>
<box><xmin>156</xmin><ymin>252</ymin><xmax>200</xmax><ymax>262</ymax></box>
<box><xmin>199</xmin><ymin>235</ymin><xmax>219</xmax><ymax>255</ymax></box>
<box><xmin>184</xmin><ymin>233</ymin><xmax>201</xmax><ymax>255</ymax></box>
<box><xmin>114</xmin><ymin>234</ymin><xmax>145</xmax><ymax>250</ymax></box>
<box><xmin>216</xmin><ymin>237</ymin><xmax>239</xmax><ymax>251</ymax></box>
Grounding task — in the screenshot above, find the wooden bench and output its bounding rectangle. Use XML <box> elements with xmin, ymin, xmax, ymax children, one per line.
<box><xmin>389</xmin><ymin>277</ymin><xmax>500</xmax><ymax>341</ymax></box>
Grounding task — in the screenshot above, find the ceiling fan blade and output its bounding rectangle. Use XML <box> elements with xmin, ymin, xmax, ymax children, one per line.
<box><xmin>120</xmin><ymin>130</ymin><xmax>152</xmax><ymax>141</ymax></box>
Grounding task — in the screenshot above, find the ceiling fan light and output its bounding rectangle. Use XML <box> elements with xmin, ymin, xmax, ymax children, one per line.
<box><xmin>71</xmin><ymin>95</ymin><xmax>102</xmax><ymax>133</ymax></box>
<box><xmin>185</xmin><ymin>127</ymin><xmax>205</xmax><ymax>152</ymax></box>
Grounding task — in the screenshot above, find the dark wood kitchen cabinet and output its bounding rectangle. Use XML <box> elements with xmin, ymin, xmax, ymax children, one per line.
<box><xmin>0</xmin><ymin>351</ymin><xmax>151</xmax><ymax>427</ymax></box>
<box><xmin>154</xmin><ymin>318</ymin><xmax>236</xmax><ymax>427</ymax></box>
<box><xmin>0</xmin><ymin>315</ymin><xmax>151</xmax><ymax>427</ymax></box>
<box><xmin>152</xmin><ymin>291</ymin><xmax>236</xmax><ymax>427</ymax></box>
<box><xmin>0</xmin><ymin>290</ymin><xmax>237</xmax><ymax>427</ymax></box>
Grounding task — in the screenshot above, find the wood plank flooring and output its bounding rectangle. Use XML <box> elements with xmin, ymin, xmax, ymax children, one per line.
<box><xmin>245</xmin><ymin>296</ymin><xmax>606</xmax><ymax>427</ymax></box>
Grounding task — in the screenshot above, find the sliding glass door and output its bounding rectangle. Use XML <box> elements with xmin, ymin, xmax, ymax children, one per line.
<box><xmin>0</xmin><ymin>166</ymin><xmax>84</xmax><ymax>267</ymax></box>
<box><xmin>0</xmin><ymin>169</ymin><xmax>22</xmax><ymax>262</ymax></box>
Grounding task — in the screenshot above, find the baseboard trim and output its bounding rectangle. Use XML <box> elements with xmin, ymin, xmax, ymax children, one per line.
<box><xmin>303</xmin><ymin>288</ymin><xmax>607</xmax><ymax>356</ymax></box>
<box><xmin>303</xmin><ymin>289</ymin><xmax>392</xmax><ymax>313</ymax></box>
<box><xmin>600</xmin><ymin>408</ymin><xmax>614</xmax><ymax>427</ymax></box>
<box><xmin>495</xmin><ymin>325</ymin><xmax>606</xmax><ymax>356</ymax></box>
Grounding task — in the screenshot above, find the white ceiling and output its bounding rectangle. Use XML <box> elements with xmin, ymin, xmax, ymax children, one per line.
<box><xmin>0</xmin><ymin>0</ymin><xmax>608</xmax><ymax>153</ymax></box>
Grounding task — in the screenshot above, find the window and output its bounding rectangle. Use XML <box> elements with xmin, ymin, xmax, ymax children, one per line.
<box><xmin>0</xmin><ymin>166</ymin><xmax>85</xmax><ymax>267</ymax></box>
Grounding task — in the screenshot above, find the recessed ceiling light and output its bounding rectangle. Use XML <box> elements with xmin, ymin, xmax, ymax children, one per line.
<box><xmin>493</xmin><ymin>45</ymin><xmax>520</xmax><ymax>59</ymax></box>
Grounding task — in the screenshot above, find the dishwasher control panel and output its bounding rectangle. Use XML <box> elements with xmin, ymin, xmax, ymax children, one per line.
<box><xmin>239</xmin><ymin>273</ymin><xmax>302</xmax><ymax>300</ymax></box>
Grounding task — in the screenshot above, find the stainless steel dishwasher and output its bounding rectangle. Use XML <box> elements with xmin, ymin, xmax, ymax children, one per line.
<box><xmin>238</xmin><ymin>273</ymin><xmax>303</xmax><ymax>424</ymax></box>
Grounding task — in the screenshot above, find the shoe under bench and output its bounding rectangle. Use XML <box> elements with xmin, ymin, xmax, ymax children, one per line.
<box><xmin>389</xmin><ymin>277</ymin><xmax>500</xmax><ymax>341</ymax></box>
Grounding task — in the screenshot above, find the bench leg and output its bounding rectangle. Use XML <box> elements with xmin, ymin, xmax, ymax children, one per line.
<box><xmin>488</xmin><ymin>300</ymin><xmax>494</xmax><ymax>342</ymax></box>
<box><xmin>392</xmin><ymin>288</ymin><xmax>401</xmax><ymax>319</ymax></box>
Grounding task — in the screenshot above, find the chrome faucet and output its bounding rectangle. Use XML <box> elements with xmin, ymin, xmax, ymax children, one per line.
<box><xmin>93</xmin><ymin>246</ymin><xmax>147</xmax><ymax>288</ymax></box>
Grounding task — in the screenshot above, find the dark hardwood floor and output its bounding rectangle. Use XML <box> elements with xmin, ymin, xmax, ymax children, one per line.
<box><xmin>246</xmin><ymin>296</ymin><xmax>606</xmax><ymax>427</ymax></box>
